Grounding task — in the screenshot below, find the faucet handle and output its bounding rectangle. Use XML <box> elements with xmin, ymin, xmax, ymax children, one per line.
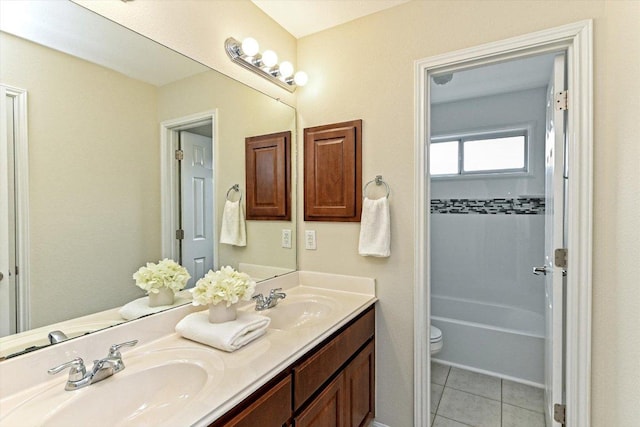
<box><xmin>48</xmin><ymin>357</ymin><xmax>86</xmax><ymax>381</ymax></box>
<box><xmin>269</xmin><ymin>288</ymin><xmax>284</xmax><ymax>296</ymax></box>
<box><xmin>108</xmin><ymin>340</ymin><xmax>138</xmax><ymax>357</ymax></box>
<box><xmin>252</xmin><ymin>293</ymin><xmax>265</xmax><ymax>302</ymax></box>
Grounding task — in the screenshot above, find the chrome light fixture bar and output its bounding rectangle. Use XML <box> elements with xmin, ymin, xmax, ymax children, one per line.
<box><xmin>225</xmin><ymin>37</ymin><xmax>307</xmax><ymax>93</ymax></box>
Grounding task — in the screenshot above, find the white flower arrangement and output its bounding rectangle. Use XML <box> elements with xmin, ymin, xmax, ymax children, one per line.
<box><xmin>132</xmin><ymin>258</ymin><xmax>191</xmax><ymax>294</ymax></box>
<box><xmin>192</xmin><ymin>266</ymin><xmax>256</xmax><ymax>307</ymax></box>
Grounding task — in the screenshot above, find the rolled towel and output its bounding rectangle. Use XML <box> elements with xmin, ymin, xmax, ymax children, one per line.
<box><xmin>119</xmin><ymin>291</ymin><xmax>192</xmax><ymax>320</ymax></box>
<box><xmin>175</xmin><ymin>310</ymin><xmax>270</xmax><ymax>352</ymax></box>
<box><xmin>358</xmin><ymin>196</ymin><xmax>391</xmax><ymax>257</ymax></box>
<box><xmin>220</xmin><ymin>199</ymin><xmax>246</xmax><ymax>246</ymax></box>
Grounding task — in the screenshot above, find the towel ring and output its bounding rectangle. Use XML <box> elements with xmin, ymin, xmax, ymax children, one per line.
<box><xmin>226</xmin><ymin>184</ymin><xmax>242</xmax><ymax>201</ymax></box>
<box><xmin>363</xmin><ymin>175</ymin><xmax>390</xmax><ymax>199</ymax></box>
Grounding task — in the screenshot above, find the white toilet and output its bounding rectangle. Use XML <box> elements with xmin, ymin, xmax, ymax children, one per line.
<box><xmin>430</xmin><ymin>325</ymin><xmax>443</xmax><ymax>355</ymax></box>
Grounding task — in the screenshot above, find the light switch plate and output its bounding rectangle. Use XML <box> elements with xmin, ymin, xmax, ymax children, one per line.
<box><xmin>305</xmin><ymin>230</ymin><xmax>317</xmax><ymax>250</ymax></box>
<box><xmin>281</xmin><ymin>229</ymin><xmax>292</xmax><ymax>249</ymax></box>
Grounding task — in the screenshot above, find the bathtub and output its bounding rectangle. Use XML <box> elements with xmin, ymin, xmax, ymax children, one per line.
<box><xmin>431</xmin><ymin>295</ymin><xmax>544</xmax><ymax>386</ymax></box>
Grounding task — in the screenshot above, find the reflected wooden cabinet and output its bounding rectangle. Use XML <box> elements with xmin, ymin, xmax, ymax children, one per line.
<box><xmin>211</xmin><ymin>307</ymin><xmax>375</xmax><ymax>427</ymax></box>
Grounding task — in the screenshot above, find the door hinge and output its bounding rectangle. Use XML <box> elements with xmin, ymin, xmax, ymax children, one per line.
<box><xmin>555</xmin><ymin>248</ymin><xmax>568</xmax><ymax>269</ymax></box>
<box><xmin>175</xmin><ymin>149</ymin><xmax>184</xmax><ymax>161</ymax></box>
<box><xmin>554</xmin><ymin>403</ymin><xmax>566</xmax><ymax>425</ymax></box>
<box><xmin>14</xmin><ymin>265</ymin><xmax>18</xmax><ymax>276</ymax></box>
<box><xmin>555</xmin><ymin>90</ymin><xmax>568</xmax><ymax>111</ymax></box>
<box><xmin>176</xmin><ymin>229</ymin><xmax>184</xmax><ymax>240</ymax></box>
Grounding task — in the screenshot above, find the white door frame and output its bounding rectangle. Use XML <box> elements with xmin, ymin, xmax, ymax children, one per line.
<box><xmin>414</xmin><ymin>21</ymin><xmax>593</xmax><ymax>427</ymax></box>
<box><xmin>160</xmin><ymin>111</ymin><xmax>217</xmax><ymax>267</ymax></box>
<box><xmin>0</xmin><ymin>85</ymin><xmax>30</xmax><ymax>333</ymax></box>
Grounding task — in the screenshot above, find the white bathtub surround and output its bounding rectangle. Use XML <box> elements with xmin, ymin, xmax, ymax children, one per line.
<box><xmin>431</xmin><ymin>294</ymin><xmax>544</xmax><ymax>385</ymax></box>
<box><xmin>0</xmin><ymin>271</ymin><xmax>376</xmax><ymax>426</ymax></box>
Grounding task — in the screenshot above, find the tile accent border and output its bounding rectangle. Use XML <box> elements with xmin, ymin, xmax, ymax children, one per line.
<box><xmin>430</xmin><ymin>197</ymin><xmax>545</xmax><ymax>215</ymax></box>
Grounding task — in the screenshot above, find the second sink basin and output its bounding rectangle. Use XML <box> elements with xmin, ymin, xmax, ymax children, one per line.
<box><xmin>259</xmin><ymin>294</ymin><xmax>336</xmax><ymax>331</ymax></box>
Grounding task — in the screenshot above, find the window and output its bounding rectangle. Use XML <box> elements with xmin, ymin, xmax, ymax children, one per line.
<box><xmin>430</xmin><ymin>130</ymin><xmax>528</xmax><ymax>176</ymax></box>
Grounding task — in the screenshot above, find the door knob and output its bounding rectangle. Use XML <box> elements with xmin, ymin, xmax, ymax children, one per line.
<box><xmin>532</xmin><ymin>266</ymin><xmax>549</xmax><ymax>276</ymax></box>
<box><xmin>0</xmin><ymin>272</ymin><xmax>3</xmax><ymax>281</ymax></box>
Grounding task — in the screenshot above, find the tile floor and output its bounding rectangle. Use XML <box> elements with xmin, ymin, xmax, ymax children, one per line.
<box><xmin>430</xmin><ymin>362</ymin><xmax>546</xmax><ymax>427</ymax></box>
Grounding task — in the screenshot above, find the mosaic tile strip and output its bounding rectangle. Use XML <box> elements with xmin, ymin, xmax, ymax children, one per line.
<box><xmin>430</xmin><ymin>197</ymin><xmax>545</xmax><ymax>215</ymax></box>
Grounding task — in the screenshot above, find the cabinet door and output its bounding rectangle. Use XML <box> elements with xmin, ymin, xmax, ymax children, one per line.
<box><xmin>344</xmin><ymin>340</ymin><xmax>375</xmax><ymax>427</ymax></box>
<box><xmin>295</xmin><ymin>373</ymin><xmax>345</xmax><ymax>427</ymax></box>
<box><xmin>220</xmin><ymin>375</ymin><xmax>291</xmax><ymax>427</ymax></box>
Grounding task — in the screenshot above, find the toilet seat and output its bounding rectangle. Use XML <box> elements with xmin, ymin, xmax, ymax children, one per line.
<box><xmin>430</xmin><ymin>326</ymin><xmax>443</xmax><ymax>354</ymax></box>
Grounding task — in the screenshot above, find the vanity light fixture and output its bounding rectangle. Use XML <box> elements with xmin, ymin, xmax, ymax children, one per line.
<box><xmin>225</xmin><ymin>37</ymin><xmax>307</xmax><ymax>92</ymax></box>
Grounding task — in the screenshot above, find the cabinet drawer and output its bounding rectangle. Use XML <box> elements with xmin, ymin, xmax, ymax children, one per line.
<box><xmin>216</xmin><ymin>375</ymin><xmax>291</xmax><ymax>427</ymax></box>
<box><xmin>293</xmin><ymin>308</ymin><xmax>374</xmax><ymax>409</ymax></box>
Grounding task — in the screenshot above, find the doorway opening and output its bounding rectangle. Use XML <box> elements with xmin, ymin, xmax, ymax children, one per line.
<box><xmin>414</xmin><ymin>21</ymin><xmax>593</xmax><ymax>427</ymax></box>
<box><xmin>0</xmin><ymin>84</ymin><xmax>30</xmax><ymax>337</ymax></box>
<box><xmin>160</xmin><ymin>111</ymin><xmax>217</xmax><ymax>288</ymax></box>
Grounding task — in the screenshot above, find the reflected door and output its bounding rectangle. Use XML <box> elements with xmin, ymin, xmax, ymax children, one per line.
<box><xmin>180</xmin><ymin>131</ymin><xmax>214</xmax><ymax>288</ymax></box>
<box><xmin>543</xmin><ymin>53</ymin><xmax>567</xmax><ymax>427</ymax></box>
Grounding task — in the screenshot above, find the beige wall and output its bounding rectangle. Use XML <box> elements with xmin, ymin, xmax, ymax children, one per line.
<box><xmin>157</xmin><ymin>70</ymin><xmax>296</xmax><ymax>272</ymax></box>
<box><xmin>44</xmin><ymin>0</ymin><xmax>640</xmax><ymax>425</ymax></box>
<box><xmin>297</xmin><ymin>1</ymin><xmax>640</xmax><ymax>425</ymax></box>
<box><xmin>0</xmin><ymin>33</ymin><xmax>159</xmax><ymax>327</ymax></box>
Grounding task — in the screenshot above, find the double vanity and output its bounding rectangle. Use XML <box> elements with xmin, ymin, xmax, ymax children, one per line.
<box><xmin>0</xmin><ymin>272</ymin><xmax>376</xmax><ymax>426</ymax></box>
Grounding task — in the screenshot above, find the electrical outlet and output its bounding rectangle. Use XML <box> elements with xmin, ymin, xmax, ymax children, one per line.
<box><xmin>281</xmin><ymin>229</ymin><xmax>292</xmax><ymax>249</ymax></box>
<box><xmin>305</xmin><ymin>230</ymin><xmax>317</xmax><ymax>250</ymax></box>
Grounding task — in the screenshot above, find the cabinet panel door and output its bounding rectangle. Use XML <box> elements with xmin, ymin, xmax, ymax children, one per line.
<box><xmin>304</xmin><ymin>120</ymin><xmax>362</xmax><ymax>222</ymax></box>
<box><xmin>295</xmin><ymin>373</ymin><xmax>345</xmax><ymax>427</ymax></box>
<box><xmin>294</xmin><ymin>308</ymin><xmax>374</xmax><ymax>409</ymax></box>
<box><xmin>345</xmin><ymin>340</ymin><xmax>375</xmax><ymax>427</ymax></box>
<box><xmin>245</xmin><ymin>131</ymin><xmax>291</xmax><ymax>220</ymax></box>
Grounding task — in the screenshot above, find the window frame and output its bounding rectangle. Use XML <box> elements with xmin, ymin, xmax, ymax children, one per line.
<box><xmin>430</xmin><ymin>125</ymin><xmax>532</xmax><ymax>178</ymax></box>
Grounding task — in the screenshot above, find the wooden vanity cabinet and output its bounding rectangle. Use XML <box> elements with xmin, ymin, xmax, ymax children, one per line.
<box><xmin>211</xmin><ymin>306</ymin><xmax>375</xmax><ymax>427</ymax></box>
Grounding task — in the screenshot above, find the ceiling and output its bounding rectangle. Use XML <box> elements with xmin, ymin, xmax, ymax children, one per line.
<box><xmin>431</xmin><ymin>53</ymin><xmax>557</xmax><ymax>104</ymax></box>
<box><xmin>251</xmin><ymin>0</ymin><xmax>410</xmax><ymax>38</ymax></box>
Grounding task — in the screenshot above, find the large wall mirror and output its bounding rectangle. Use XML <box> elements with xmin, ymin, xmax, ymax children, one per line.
<box><xmin>0</xmin><ymin>1</ymin><xmax>296</xmax><ymax>359</ymax></box>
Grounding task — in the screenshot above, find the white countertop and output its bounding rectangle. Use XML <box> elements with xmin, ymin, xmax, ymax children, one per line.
<box><xmin>0</xmin><ymin>271</ymin><xmax>376</xmax><ymax>426</ymax></box>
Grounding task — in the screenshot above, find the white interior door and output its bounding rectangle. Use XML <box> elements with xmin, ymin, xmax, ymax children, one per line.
<box><xmin>180</xmin><ymin>131</ymin><xmax>214</xmax><ymax>288</ymax></box>
<box><xmin>543</xmin><ymin>53</ymin><xmax>566</xmax><ymax>427</ymax></box>
<box><xmin>0</xmin><ymin>89</ymin><xmax>17</xmax><ymax>337</ymax></box>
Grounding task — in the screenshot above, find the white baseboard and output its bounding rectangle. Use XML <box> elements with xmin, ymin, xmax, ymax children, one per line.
<box><xmin>372</xmin><ymin>421</ymin><xmax>391</xmax><ymax>427</ymax></box>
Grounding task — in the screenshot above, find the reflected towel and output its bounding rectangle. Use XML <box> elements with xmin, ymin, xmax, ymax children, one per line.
<box><xmin>220</xmin><ymin>200</ymin><xmax>246</xmax><ymax>246</ymax></box>
<box><xmin>358</xmin><ymin>196</ymin><xmax>391</xmax><ymax>257</ymax></box>
<box><xmin>119</xmin><ymin>290</ymin><xmax>192</xmax><ymax>320</ymax></box>
<box><xmin>175</xmin><ymin>310</ymin><xmax>270</xmax><ymax>352</ymax></box>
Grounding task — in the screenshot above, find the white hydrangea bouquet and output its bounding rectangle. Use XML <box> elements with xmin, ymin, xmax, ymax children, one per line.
<box><xmin>132</xmin><ymin>258</ymin><xmax>191</xmax><ymax>295</ymax></box>
<box><xmin>192</xmin><ymin>266</ymin><xmax>256</xmax><ymax>308</ymax></box>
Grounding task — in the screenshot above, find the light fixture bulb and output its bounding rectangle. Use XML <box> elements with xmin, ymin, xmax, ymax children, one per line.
<box><xmin>279</xmin><ymin>61</ymin><xmax>294</xmax><ymax>78</ymax></box>
<box><xmin>241</xmin><ymin>37</ymin><xmax>259</xmax><ymax>57</ymax></box>
<box><xmin>294</xmin><ymin>71</ymin><xmax>308</xmax><ymax>86</ymax></box>
<box><xmin>262</xmin><ymin>50</ymin><xmax>278</xmax><ymax>68</ymax></box>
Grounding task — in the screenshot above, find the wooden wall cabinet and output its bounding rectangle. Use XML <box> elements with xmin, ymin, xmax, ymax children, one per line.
<box><xmin>304</xmin><ymin>120</ymin><xmax>362</xmax><ymax>222</ymax></box>
<box><xmin>245</xmin><ymin>131</ymin><xmax>291</xmax><ymax>221</ymax></box>
<box><xmin>211</xmin><ymin>306</ymin><xmax>375</xmax><ymax>427</ymax></box>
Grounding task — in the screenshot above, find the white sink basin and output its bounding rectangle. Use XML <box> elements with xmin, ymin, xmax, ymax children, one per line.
<box><xmin>0</xmin><ymin>348</ymin><xmax>224</xmax><ymax>427</ymax></box>
<box><xmin>258</xmin><ymin>294</ymin><xmax>336</xmax><ymax>331</ymax></box>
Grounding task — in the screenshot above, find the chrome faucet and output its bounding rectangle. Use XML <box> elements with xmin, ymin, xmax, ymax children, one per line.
<box><xmin>48</xmin><ymin>340</ymin><xmax>138</xmax><ymax>391</ymax></box>
<box><xmin>252</xmin><ymin>288</ymin><xmax>287</xmax><ymax>311</ymax></box>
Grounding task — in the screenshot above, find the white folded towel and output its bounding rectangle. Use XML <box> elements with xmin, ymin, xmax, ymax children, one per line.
<box><xmin>175</xmin><ymin>310</ymin><xmax>270</xmax><ymax>352</ymax></box>
<box><xmin>119</xmin><ymin>291</ymin><xmax>192</xmax><ymax>320</ymax></box>
<box><xmin>220</xmin><ymin>199</ymin><xmax>246</xmax><ymax>246</ymax></box>
<box><xmin>358</xmin><ymin>196</ymin><xmax>391</xmax><ymax>257</ymax></box>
